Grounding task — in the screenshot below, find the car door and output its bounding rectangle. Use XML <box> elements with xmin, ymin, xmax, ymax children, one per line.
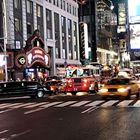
<box><xmin>24</xmin><ymin>81</ymin><xmax>37</xmax><ymax>95</ymax></box>
<box><xmin>129</xmin><ymin>80</ymin><xmax>139</xmax><ymax>94</ymax></box>
<box><xmin>6</xmin><ymin>82</ymin><xmax>24</xmax><ymax>96</ymax></box>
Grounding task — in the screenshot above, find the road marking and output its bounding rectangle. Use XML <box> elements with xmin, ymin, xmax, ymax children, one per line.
<box><xmin>133</xmin><ymin>100</ymin><xmax>140</xmax><ymax>107</ymax></box>
<box><xmin>70</xmin><ymin>101</ymin><xmax>91</xmax><ymax>107</ymax></box>
<box><xmin>0</xmin><ymin>130</ymin><xmax>8</xmax><ymax>134</ymax></box>
<box><xmin>101</xmin><ymin>100</ymin><xmax>119</xmax><ymax>107</ymax></box>
<box><xmin>117</xmin><ymin>100</ymin><xmax>133</xmax><ymax>107</ymax></box>
<box><xmin>11</xmin><ymin>103</ymin><xmax>35</xmax><ymax>108</ymax></box>
<box><xmin>0</xmin><ymin>103</ymin><xmax>9</xmax><ymax>108</ymax></box>
<box><xmin>0</xmin><ymin>103</ymin><xmax>22</xmax><ymax>109</ymax></box>
<box><xmin>23</xmin><ymin>102</ymin><xmax>48</xmax><ymax>108</ymax></box>
<box><xmin>24</xmin><ymin>102</ymin><xmax>62</xmax><ymax>114</ymax></box>
<box><xmin>0</xmin><ymin>108</ymin><xmax>14</xmax><ymax>114</ymax></box>
<box><xmin>85</xmin><ymin>100</ymin><xmax>105</xmax><ymax>107</ymax></box>
<box><xmin>55</xmin><ymin>101</ymin><xmax>77</xmax><ymax>107</ymax></box>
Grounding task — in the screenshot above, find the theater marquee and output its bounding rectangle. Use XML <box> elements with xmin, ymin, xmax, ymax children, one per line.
<box><xmin>26</xmin><ymin>47</ymin><xmax>50</xmax><ymax>68</ymax></box>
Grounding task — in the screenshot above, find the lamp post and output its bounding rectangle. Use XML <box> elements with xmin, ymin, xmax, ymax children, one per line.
<box><xmin>2</xmin><ymin>0</ymin><xmax>8</xmax><ymax>81</ymax></box>
<box><xmin>108</xmin><ymin>0</ymin><xmax>114</xmax><ymax>10</ymax></box>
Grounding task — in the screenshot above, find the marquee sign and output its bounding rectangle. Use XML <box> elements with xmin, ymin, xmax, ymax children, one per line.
<box><xmin>26</xmin><ymin>47</ymin><xmax>50</xmax><ymax>68</ymax></box>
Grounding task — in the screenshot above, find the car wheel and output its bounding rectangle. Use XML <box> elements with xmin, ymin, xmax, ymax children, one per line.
<box><xmin>36</xmin><ymin>91</ymin><xmax>44</xmax><ymax>98</ymax></box>
<box><xmin>136</xmin><ymin>90</ymin><xmax>140</xmax><ymax>98</ymax></box>
<box><xmin>126</xmin><ymin>91</ymin><xmax>131</xmax><ymax>100</ymax></box>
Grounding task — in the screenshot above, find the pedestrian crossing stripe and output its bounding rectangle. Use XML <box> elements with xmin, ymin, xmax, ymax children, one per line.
<box><xmin>55</xmin><ymin>101</ymin><xmax>77</xmax><ymax>107</ymax></box>
<box><xmin>1</xmin><ymin>100</ymin><xmax>140</xmax><ymax>110</ymax></box>
<box><xmin>117</xmin><ymin>100</ymin><xmax>134</xmax><ymax>107</ymax></box>
<box><xmin>133</xmin><ymin>100</ymin><xmax>140</xmax><ymax>107</ymax></box>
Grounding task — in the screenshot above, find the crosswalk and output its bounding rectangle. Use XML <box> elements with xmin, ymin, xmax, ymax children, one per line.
<box><xmin>0</xmin><ymin>99</ymin><xmax>140</xmax><ymax>110</ymax></box>
<box><xmin>0</xmin><ymin>99</ymin><xmax>140</xmax><ymax>115</ymax></box>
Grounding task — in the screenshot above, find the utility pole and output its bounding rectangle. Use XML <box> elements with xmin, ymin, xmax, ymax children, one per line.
<box><xmin>2</xmin><ymin>0</ymin><xmax>8</xmax><ymax>81</ymax></box>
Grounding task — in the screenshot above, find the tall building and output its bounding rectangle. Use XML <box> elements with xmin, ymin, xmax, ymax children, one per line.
<box><xmin>78</xmin><ymin>0</ymin><xmax>118</xmax><ymax>65</ymax></box>
<box><xmin>0</xmin><ymin>0</ymin><xmax>80</xmax><ymax>80</ymax></box>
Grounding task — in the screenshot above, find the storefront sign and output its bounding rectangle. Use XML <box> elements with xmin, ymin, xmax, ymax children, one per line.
<box><xmin>0</xmin><ymin>52</ymin><xmax>14</xmax><ymax>68</ymax></box>
<box><xmin>26</xmin><ymin>47</ymin><xmax>50</xmax><ymax>68</ymax></box>
<box><xmin>15</xmin><ymin>53</ymin><xmax>26</xmax><ymax>68</ymax></box>
<box><xmin>118</xmin><ymin>3</ymin><xmax>126</xmax><ymax>25</ymax></box>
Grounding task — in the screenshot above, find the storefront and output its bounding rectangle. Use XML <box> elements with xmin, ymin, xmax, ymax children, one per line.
<box><xmin>25</xmin><ymin>47</ymin><xmax>50</xmax><ymax>81</ymax></box>
<box><xmin>14</xmin><ymin>30</ymin><xmax>50</xmax><ymax>81</ymax></box>
<box><xmin>0</xmin><ymin>52</ymin><xmax>14</xmax><ymax>81</ymax></box>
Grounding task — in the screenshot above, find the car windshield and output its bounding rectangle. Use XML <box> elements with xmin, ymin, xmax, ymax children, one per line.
<box><xmin>107</xmin><ymin>79</ymin><xmax>130</xmax><ymax>85</ymax></box>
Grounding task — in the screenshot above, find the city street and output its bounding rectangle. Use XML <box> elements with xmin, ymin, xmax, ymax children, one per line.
<box><xmin>0</xmin><ymin>94</ymin><xmax>140</xmax><ymax>140</ymax></box>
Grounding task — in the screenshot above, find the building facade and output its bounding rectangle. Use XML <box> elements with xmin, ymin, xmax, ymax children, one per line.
<box><xmin>78</xmin><ymin>0</ymin><xmax>118</xmax><ymax>66</ymax></box>
<box><xmin>0</xmin><ymin>0</ymin><xmax>80</xmax><ymax>80</ymax></box>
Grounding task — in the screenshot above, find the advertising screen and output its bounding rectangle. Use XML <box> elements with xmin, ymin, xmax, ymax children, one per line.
<box><xmin>130</xmin><ymin>24</ymin><xmax>140</xmax><ymax>49</ymax></box>
<box><xmin>128</xmin><ymin>0</ymin><xmax>140</xmax><ymax>23</ymax></box>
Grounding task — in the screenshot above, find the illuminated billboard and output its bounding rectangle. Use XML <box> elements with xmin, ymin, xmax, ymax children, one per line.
<box><xmin>130</xmin><ymin>24</ymin><xmax>140</xmax><ymax>49</ymax></box>
<box><xmin>128</xmin><ymin>0</ymin><xmax>140</xmax><ymax>23</ymax></box>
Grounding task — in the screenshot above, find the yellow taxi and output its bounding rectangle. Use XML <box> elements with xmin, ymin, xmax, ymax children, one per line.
<box><xmin>98</xmin><ymin>77</ymin><xmax>140</xmax><ymax>99</ymax></box>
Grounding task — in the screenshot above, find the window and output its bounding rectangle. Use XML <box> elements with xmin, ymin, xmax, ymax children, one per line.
<box><xmin>37</xmin><ymin>5</ymin><xmax>41</xmax><ymax>17</ymax></box>
<box><xmin>46</xmin><ymin>9</ymin><xmax>53</xmax><ymax>39</ymax></box>
<box><xmin>54</xmin><ymin>13</ymin><xmax>60</xmax><ymax>58</ymax></box>
<box><xmin>68</xmin><ymin>19</ymin><xmax>72</xmax><ymax>59</ymax></box>
<box><xmin>15</xmin><ymin>18</ymin><xmax>21</xmax><ymax>31</ymax></box>
<box><xmin>27</xmin><ymin>22</ymin><xmax>32</xmax><ymax>35</ymax></box>
<box><xmin>63</xmin><ymin>0</ymin><xmax>65</xmax><ymax>10</ymax></box>
<box><xmin>26</xmin><ymin>0</ymin><xmax>33</xmax><ymax>14</ymax></box>
<box><xmin>73</xmin><ymin>22</ymin><xmax>78</xmax><ymax>60</ymax></box>
<box><xmin>14</xmin><ymin>0</ymin><xmax>21</xmax><ymax>9</ymax></box>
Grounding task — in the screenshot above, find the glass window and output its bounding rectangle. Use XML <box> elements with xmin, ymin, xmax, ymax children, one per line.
<box><xmin>63</xmin><ymin>0</ymin><xmax>65</xmax><ymax>10</ymax></box>
<box><xmin>14</xmin><ymin>0</ymin><xmax>21</xmax><ymax>9</ymax></box>
<box><xmin>26</xmin><ymin>0</ymin><xmax>33</xmax><ymax>14</ymax></box>
<box><xmin>15</xmin><ymin>18</ymin><xmax>21</xmax><ymax>31</ymax></box>
<box><xmin>37</xmin><ymin>5</ymin><xmax>41</xmax><ymax>17</ymax></box>
<box><xmin>73</xmin><ymin>22</ymin><xmax>78</xmax><ymax>60</ymax></box>
<box><xmin>46</xmin><ymin>9</ymin><xmax>53</xmax><ymax>39</ymax></box>
<box><xmin>54</xmin><ymin>13</ymin><xmax>60</xmax><ymax>58</ymax></box>
<box><xmin>27</xmin><ymin>22</ymin><xmax>33</xmax><ymax>35</ymax></box>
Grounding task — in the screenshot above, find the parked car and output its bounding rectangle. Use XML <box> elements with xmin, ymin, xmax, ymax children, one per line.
<box><xmin>98</xmin><ymin>77</ymin><xmax>140</xmax><ymax>99</ymax></box>
<box><xmin>44</xmin><ymin>79</ymin><xmax>66</xmax><ymax>95</ymax></box>
<box><xmin>0</xmin><ymin>81</ymin><xmax>50</xmax><ymax>98</ymax></box>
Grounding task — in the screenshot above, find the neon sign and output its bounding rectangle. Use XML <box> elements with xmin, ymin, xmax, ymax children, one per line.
<box><xmin>26</xmin><ymin>47</ymin><xmax>50</xmax><ymax>67</ymax></box>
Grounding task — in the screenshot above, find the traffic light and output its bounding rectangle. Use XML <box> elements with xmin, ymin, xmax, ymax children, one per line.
<box><xmin>79</xmin><ymin>22</ymin><xmax>89</xmax><ymax>61</ymax></box>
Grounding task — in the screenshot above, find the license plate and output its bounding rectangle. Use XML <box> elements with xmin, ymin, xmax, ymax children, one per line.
<box><xmin>109</xmin><ymin>93</ymin><xmax>114</xmax><ymax>96</ymax></box>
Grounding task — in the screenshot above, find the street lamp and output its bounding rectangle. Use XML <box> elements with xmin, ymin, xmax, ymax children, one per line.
<box><xmin>2</xmin><ymin>0</ymin><xmax>8</xmax><ymax>81</ymax></box>
<box><xmin>107</xmin><ymin>0</ymin><xmax>114</xmax><ymax>10</ymax></box>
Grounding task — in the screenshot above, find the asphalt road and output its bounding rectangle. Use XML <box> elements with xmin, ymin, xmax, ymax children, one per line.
<box><xmin>0</xmin><ymin>94</ymin><xmax>140</xmax><ymax>140</ymax></box>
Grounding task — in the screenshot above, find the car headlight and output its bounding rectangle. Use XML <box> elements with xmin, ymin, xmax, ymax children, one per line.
<box><xmin>82</xmin><ymin>79</ymin><xmax>88</xmax><ymax>82</ymax></box>
<box><xmin>117</xmin><ymin>88</ymin><xmax>127</xmax><ymax>92</ymax></box>
<box><xmin>43</xmin><ymin>87</ymin><xmax>48</xmax><ymax>91</ymax></box>
<box><xmin>99</xmin><ymin>88</ymin><xmax>108</xmax><ymax>93</ymax></box>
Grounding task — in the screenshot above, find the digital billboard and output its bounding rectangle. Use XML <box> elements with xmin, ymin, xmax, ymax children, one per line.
<box><xmin>128</xmin><ymin>0</ymin><xmax>140</xmax><ymax>23</ymax></box>
<box><xmin>130</xmin><ymin>24</ymin><xmax>140</xmax><ymax>49</ymax></box>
